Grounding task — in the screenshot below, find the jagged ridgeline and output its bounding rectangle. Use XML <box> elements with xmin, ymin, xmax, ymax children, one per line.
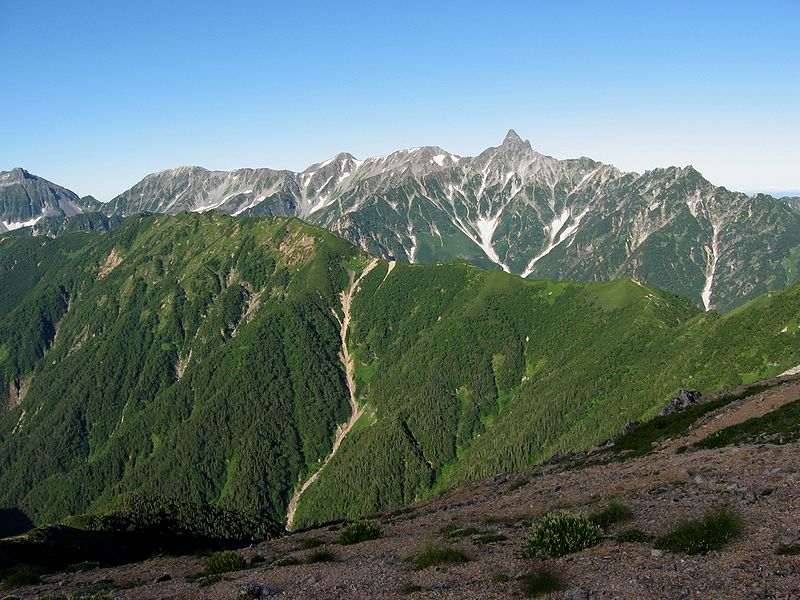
<box><xmin>1</xmin><ymin>213</ymin><xmax>799</xmax><ymax>535</ymax></box>
<box><xmin>6</xmin><ymin>132</ymin><xmax>800</xmax><ymax>313</ymax></box>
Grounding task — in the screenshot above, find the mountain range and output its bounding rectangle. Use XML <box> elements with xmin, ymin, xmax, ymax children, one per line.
<box><xmin>1</xmin><ymin>213</ymin><xmax>799</xmax><ymax>536</ymax></box>
<box><xmin>4</xmin><ymin>131</ymin><xmax>800</xmax><ymax>312</ymax></box>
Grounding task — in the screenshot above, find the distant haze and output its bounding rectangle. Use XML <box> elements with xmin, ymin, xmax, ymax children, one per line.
<box><xmin>1</xmin><ymin>1</ymin><xmax>798</xmax><ymax>201</ymax></box>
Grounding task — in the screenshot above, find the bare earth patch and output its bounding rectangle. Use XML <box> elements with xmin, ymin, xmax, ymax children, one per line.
<box><xmin>99</xmin><ymin>247</ymin><xmax>123</xmax><ymax>277</ymax></box>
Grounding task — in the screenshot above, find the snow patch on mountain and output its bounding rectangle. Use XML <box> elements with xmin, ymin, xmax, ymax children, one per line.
<box><xmin>701</xmin><ymin>222</ymin><xmax>720</xmax><ymax>311</ymax></box>
<box><xmin>407</xmin><ymin>227</ymin><xmax>418</xmax><ymax>263</ymax></box>
<box><xmin>2</xmin><ymin>216</ymin><xmax>43</xmax><ymax>231</ymax></box>
<box><xmin>309</xmin><ymin>195</ymin><xmax>333</xmax><ymax>215</ymax></box>
<box><xmin>474</xmin><ymin>214</ymin><xmax>510</xmax><ymax>272</ymax></box>
<box><xmin>232</xmin><ymin>195</ymin><xmax>267</xmax><ymax>216</ymax></box>
<box><xmin>521</xmin><ymin>206</ymin><xmax>591</xmax><ymax>277</ymax></box>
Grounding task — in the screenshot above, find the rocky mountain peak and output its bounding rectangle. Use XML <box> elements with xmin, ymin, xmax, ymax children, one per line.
<box><xmin>0</xmin><ymin>167</ymin><xmax>30</xmax><ymax>185</ymax></box>
<box><xmin>501</xmin><ymin>129</ymin><xmax>532</xmax><ymax>151</ymax></box>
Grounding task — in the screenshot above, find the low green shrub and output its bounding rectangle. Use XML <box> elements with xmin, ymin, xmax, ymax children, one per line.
<box><xmin>520</xmin><ymin>570</ymin><xmax>564</xmax><ymax>597</ymax></box>
<box><xmin>483</xmin><ymin>513</ymin><xmax>532</xmax><ymax>526</ymax></box>
<box><xmin>525</xmin><ymin>512</ymin><xmax>603</xmax><ymax>558</ymax></box>
<box><xmin>400</xmin><ymin>583</ymin><xmax>423</xmax><ymax>594</ymax></box>
<box><xmin>407</xmin><ymin>544</ymin><xmax>469</xmax><ymax>570</ymax></box>
<box><xmin>655</xmin><ymin>507</ymin><xmax>743</xmax><ymax>554</ymax></box>
<box><xmin>338</xmin><ymin>520</ymin><xmax>383</xmax><ymax>545</ymax></box>
<box><xmin>492</xmin><ymin>573</ymin><xmax>510</xmax><ymax>583</ymax></box>
<box><xmin>198</xmin><ymin>574</ymin><xmax>223</xmax><ymax>588</ymax></box>
<box><xmin>203</xmin><ymin>551</ymin><xmax>247</xmax><ymax>575</ymax></box>
<box><xmin>616</xmin><ymin>529</ymin><xmax>654</xmax><ymax>543</ymax></box>
<box><xmin>589</xmin><ymin>501</ymin><xmax>633</xmax><ymax>528</ymax></box>
<box><xmin>306</xmin><ymin>548</ymin><xmax>337</xmax><ymax>563</ymax></box>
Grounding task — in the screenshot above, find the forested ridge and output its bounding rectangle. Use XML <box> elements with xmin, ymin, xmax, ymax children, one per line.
<box><xmin>1</xmin><ymin>213</ymin><xmax>799</xmax><ymax>535</ymax></box>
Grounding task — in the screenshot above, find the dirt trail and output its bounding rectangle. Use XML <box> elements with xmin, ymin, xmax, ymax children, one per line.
<box><xmin>662</xmin><ymin>377</ymin><xmax>800</xmax><ymax>452</ymax></box>
<box><xmin>285</xmin><ymin>259</ymin><xmax>379</xmax><ymax>530</ymax></box>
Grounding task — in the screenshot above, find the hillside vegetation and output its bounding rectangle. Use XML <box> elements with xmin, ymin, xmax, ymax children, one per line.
<box><xmin>1</xmin><ymin>213</ymin><xmax>799</xmax><ymax>534</ymax></box>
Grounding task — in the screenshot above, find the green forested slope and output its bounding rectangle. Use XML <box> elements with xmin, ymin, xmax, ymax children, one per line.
<box><xmin>291</xmin><ymin>264</ymin><xmax>800</xmax><ymax>527</ymax></box>
<box><xmin>1</xmin><ymin>213</ymin><xmax>799</xmax><ymax>535</ymax></box>
<box><xmin>0</xmin><ymin>214</ymin><xmax>357</xmax><ymax>530</ymax></box>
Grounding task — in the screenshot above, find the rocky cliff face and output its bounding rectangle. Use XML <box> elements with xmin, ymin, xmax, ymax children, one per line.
<box><xmin>99</xmin><ymin>132</ymin><xmax>800</xmax><ymax>311</ymax></box>
<box><xmin>0</xmin><ymin>168</ymin><xmax>99</xmax><ymax>232</ymax></box>
<box><xmin>8</xmin><ymin>133</ymin><xmax>800</xmax><ymax>311</ymax></box>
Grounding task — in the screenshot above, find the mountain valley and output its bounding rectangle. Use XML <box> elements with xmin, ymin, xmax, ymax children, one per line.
<box><xmin>1</xmin><ymin>213</ymin><xmax>799</xmax><ymax>541</ymax></box>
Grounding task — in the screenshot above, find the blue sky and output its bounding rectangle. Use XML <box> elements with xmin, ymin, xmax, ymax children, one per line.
<box><xmin>2</xmin><ymin>0</ymin><xmax>798</xmax><ymax>200</ymax></box>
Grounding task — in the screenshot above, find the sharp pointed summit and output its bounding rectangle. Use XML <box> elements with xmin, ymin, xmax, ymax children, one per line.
<box><xmin>501</xmin><ymin>129</ymin><xmax>532</xmax><ymax>151</ymax></box>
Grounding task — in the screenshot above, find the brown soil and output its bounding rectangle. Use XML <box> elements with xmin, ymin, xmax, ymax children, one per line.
<box><xmin>98</xmin><ymin>248</ymin><xmax>122</xmax><ymax>277</ymax></box>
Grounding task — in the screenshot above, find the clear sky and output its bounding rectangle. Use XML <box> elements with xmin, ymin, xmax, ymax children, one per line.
<box><xmin>2</xmin><ymin>0</ymin><xmax>798</xmax><ymax>200</ymax></box>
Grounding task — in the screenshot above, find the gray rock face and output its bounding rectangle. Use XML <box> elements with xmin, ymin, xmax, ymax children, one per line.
<box><xmin>563</xmin><ymin>588</ymin><xmax>590</xmax><ymax>600</ymax></box>
<box><xmin>660</xmin><ymin>390</ymin><xmax>703</xmax><ymax>416</ymax></box>
<box><xmin>0</xmin><ymin>168</ymin><xmax>99</xmax><ymax>231</ymax></box>
<box><xmin>98</xmin><ymin>132</ymin><xmax>800</xmax><ymax>312</ymax></box>
<box><xmin>11</xmin><ymin>131</ymin><xmax>800</xmax><ymax>311</ymax></box>
<box><xmin>238</xmin><ymin>581</ymin><xmax>282</xmax><ymax>598</ymax></box>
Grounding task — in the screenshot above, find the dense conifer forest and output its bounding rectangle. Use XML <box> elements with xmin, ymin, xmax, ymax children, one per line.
<box><xmin>1</xmin><ymin>213</ymin><xmax>798</xmax><ymax>534</ymax></box>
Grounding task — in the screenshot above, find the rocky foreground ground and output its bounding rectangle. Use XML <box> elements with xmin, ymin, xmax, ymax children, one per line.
<box><xmin>9</xmin><ymin>380</ymin><xmax>800</xmax><ymax>599</ymax></box>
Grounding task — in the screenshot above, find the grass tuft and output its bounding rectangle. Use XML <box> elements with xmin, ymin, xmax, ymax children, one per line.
<box><xmin>39</xmin><ymin>595</ymin><xmax>115</xmax><ymax>600</ymax></box>
<box><xmin>65</xmin><ymin>561</ymin><xmax>100</xmax><ymax>573</ymax></box>
<box><xmin>407</xmin><ymin>544</ymin><xmax>469</xmax><ymax>570</ymax></box>
<box><xmin>589</xmin><ymin>500</ymin><xmax>633</xmax><ymax>529</ymax></box>
<box><xmin>473</xmin><ymin>532</ymin><xmax>508</xmax><ymax>545</ymax></box>
<box><xmin>1</xmin><ymin>568</ymin><xmax>41</xmax><ymax>590</ymax></box>
<box><xmin>203</xmin><ymin>551</ymin><xmax>247</xmax><ymax>575</ymax></box>
<box><xmin>269</xmin><ymin>556</ymin><xmax>301</xmax><ymax>568</ymax></box>
<box><xmin>521</xmin><ymin>570</ymin><xmax>564</xmax><ymax>597</ymax></box>
<box><xmin>616</xmin><ymin>529</ymin><xmax>655</xmax><ymax>543</ymax></box>
<box><xmin>508</xmin><ymin>478</ymin><xmax>530</xmax><ymax>492</ymax></box>
<box><xmin>655</xmin><ymin>507</ymin><xmax>743</xmax><ymax>554</ymax></box>
<box><xmin>306</xmin><ymin>548</ymin><xmax>337</xmax><ymax>563</ymax></box>
<box><xmin>249</xmin><ymin>554</ymin><xmax>266</xmax><ymax>566</ymax></box>
<box><xmin>776</xmin><ymin>543</ymin><xmax>800</xmax><ymax>556</ymax></box>
<box><xmin>338</xmin><ymin>520</ymin><xmax>383</xmax><ymax>545</ymax></box>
